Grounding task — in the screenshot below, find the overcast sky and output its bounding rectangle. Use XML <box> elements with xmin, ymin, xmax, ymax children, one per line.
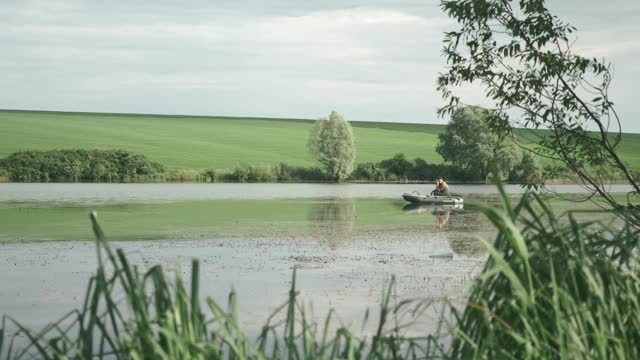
<box><xmin>2</xmin><ymin>0</ymin><xmax>639</xmax><ymax>132</ymax></box>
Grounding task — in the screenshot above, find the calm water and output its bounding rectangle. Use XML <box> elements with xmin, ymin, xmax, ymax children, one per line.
<box><xmin>0</xmin><ymin>182</ymin><xmax>631</xmax><ymax>203</ymax></box>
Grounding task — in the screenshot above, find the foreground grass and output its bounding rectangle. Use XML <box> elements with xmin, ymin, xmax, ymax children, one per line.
<box><xmin>448</xmin><ymin>189</ymin><xmax>640</xmax><ymax>358</ymax></box>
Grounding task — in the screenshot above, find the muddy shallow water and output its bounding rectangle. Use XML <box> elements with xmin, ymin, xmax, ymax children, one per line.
<box><xmin>1</xmin><ymin>230</ymin><xmax>488</xmax><ymax>336</ymax></box>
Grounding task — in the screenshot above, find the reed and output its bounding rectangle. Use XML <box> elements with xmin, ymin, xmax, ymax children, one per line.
<box><xmin>448</xmin><ymin>181</ymin><xmax>640</xmax><ymax>358</ymax></box>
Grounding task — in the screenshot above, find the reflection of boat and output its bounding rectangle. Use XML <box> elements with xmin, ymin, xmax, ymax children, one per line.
<box><xmin>402</xmin><ymin>192</ymin><xmax>463</xmax><ymax>205</ymax></box>
<box><xmin>402</xmin><ymin>203</ymin><xmax>464</xmax><ymax>214</ymax></box>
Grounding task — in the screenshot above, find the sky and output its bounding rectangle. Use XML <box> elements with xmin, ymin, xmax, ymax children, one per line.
<box><xmin>1</xmin><ymin>0</ymin><xmax>639</xmax><ymax>132</ymax></box>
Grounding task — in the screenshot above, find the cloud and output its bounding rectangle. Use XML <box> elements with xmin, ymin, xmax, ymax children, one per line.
<box><xmin>0</xmin><ymin>0</ymin><xmax>639</xmax><ymax>131</ymax></box>
<box><xmin>580</xmin><ymin>40</ymin><xmax>640</xmax><ymax>58</ymax></box>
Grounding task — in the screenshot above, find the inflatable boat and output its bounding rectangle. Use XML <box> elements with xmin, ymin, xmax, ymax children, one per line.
<box><xmin>402</xmin><ymin>191</ymin><xmax>463</xmax><ymax>205</ymax></box>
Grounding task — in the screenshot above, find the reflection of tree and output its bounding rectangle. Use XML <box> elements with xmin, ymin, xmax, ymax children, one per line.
<box><xmin>432</xmin><ymin>208</ymin><xmax>451</xmax><ymax>230</ymax></box>
<box><xmin>402</xmin><ymin>204</ymin><xmax>458</xmax><ymax>230</ymax></box>
<box><xmin>445</xmin><ymin>210</ymin><xmax>487</xmax><ymax>256</ymax></box>
<box><xmin>401</xmin><ymin>203</ymin><xmax>489</xmax><ymax>256</ymax></box>
<box><xmin>308</xmin><ymin>199</ymin><xmax>355</xmax><ymax>249</ymax></box>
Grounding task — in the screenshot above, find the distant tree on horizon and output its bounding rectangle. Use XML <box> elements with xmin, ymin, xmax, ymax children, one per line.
<box><xmin>308</xmin><ymin>111</ymin><xmax>356</xmax><ymax>182</ymax></box>
<box><xmin>436</xmin><ymin>106</ymin><xmax>522</xmax><ymax>181</ymax></box>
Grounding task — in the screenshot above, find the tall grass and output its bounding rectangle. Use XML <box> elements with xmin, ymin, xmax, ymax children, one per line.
<box><xmin>2</xmin><ymin>184</ymin><xmax>639</xmax><ymax>358</ymax></box>
<box><xmin>449</xmin><ymin>181</ymin><xmax>640</xmax><ymax>358</ymax></box>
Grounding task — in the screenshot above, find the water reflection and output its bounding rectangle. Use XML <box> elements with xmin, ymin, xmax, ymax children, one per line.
<box><xmin>401</xmin><ymin>203</ymin><xmax>464</xmax><ymax>215</ymax></box>
<box><xmin>402</xmin><ymin>204</ymin><xmax>464</xmax><ymax>230</ymax></box>
<box><xmin>308</xmin><ymin>199</ymin><xmax>355</xmax><ymax>249</ymax></box>
<box><xmin>402</xmin><ymin>203</ymin><xmax>488</xmax><ymax>256</ymax></box>
<box><xmin>444</xmin><ymin>209</ymin><xmax>489</xmax><ymax>256</ymax></box>
<box><xmin>433</xmin><ymin>207</ymin><xmax>451</xmax><ymax>230</ymax></box>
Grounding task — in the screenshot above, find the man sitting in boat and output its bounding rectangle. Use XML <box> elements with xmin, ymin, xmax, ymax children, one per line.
<box><xmin>431</xmin><ymin>177</ymin><xmax>450</xmax><ymax>196</ymax></box>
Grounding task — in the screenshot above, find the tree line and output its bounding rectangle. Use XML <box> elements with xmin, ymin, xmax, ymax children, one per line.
<box><xmin>0</xmin><ymin>149</ymin><xmax>543</xmax><ymax>183</ymax></box>
<box><xmin>308</xmin><ymin>108</ymin><xmax>544</xmax><ymax>184</ymax></box>
<box><xmin>0</xmin><ymin>149</ymin><xmax>165</xmax><ymax>182</ymax></box>
<box><xmin>0</xmin><ymin>108</ymin><xmax>600</xmax><ymax>185</ymax></box>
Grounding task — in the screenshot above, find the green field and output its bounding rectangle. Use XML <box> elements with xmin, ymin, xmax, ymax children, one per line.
<box><xmin>0</xmin><ymin>110</ymin><xmax>444</xmax><ymax>169</ymax></box>
<box><xmin>1</xmin><ymin>110</ymin><xmax>639</xmax><ymax>170</ymax></box>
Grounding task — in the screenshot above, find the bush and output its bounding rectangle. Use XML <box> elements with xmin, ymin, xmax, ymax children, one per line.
<box><xmin>424</xmin><ymin>163</ymin><xmax>478</xmax><ymax>182</ymax></box>
<box><xmin>379</xmin><ymin>153</ymin><xmax>413</xmax><ymax>179</ymax></box>
<box><xmin>166</xmin><ymin>168</ymin><xmax>206</xmax><ymax>182</ymax></box>
<box><xmin>1</xmin><ymin>149</ymin><xmax>165</xmax><ymax>182</ymax></box>
<box><xmin>350</xmin><ymin>162</ymin><xmax>396</xmax><ymax>182</ymax></box>
<box><xmin>409</xmin><ymin>158</ymin><xmax>431</xmax><ymax>179</ymax></box>
<box><xmin>201</xmin><ymin>168</ymin><xmax>226</xmax><ymax>182</ymax></box>
<box><xmin>508</xmin><ymin>152</ymin><xmax>544</xmax><ymax>186</ymax></box>
<box><xmin>248</xmin><ymin>164</ymin><xmax>278</xmax><ymax>182</ymax></box>
<box><xmin>0</xmin><ymin>150</ymin><xmax>495</xmax><ymax>183</ymax></box>
<box><xmin>349</xmin><ymin>153</ymin><xmax>478</xmax><ymax>182</ymax></box>
<box><xmin>0</xmin><ymin>164</ymin><xmax>8</xmax><ymax>178</ymax></box>
<box><xmin>227</xmin><ymin>164</ymin><xmax>251</xmax><ymax>182</ymax></box>
<box><xmin>220</xmin><ymin>163</ymin><xmax>330</xmax><ymax>183</ymax></box>
<box><xmin>274</xmin><ymin>163</ymin><xmax>330</xmax><ymax>182</ymax></box>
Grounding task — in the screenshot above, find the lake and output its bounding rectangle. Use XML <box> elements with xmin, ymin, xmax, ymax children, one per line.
<box><xmin>0</xmin><ymin>183</ymin><xmax>632</xmax><ymax>203</ymax></box>
<box><xmin>0</xmin><ymin>183</ymin><xmax>621</xmax><ymax>336</ymax></box>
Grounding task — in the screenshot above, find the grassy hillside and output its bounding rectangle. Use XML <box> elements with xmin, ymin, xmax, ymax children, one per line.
<box><xmin>512</xmin><ymin>128</ymin><xmax>640</xmax><ymax>169</ymax></box>
<box><xmin>1</xmin><ymin>110</ymin><xmax>638</xmax><ymax>170</ymax></box>
<box><xmin>0</xmin><ymin>110</ymin><xmax>444</xmax><ymax>169</ymax></box>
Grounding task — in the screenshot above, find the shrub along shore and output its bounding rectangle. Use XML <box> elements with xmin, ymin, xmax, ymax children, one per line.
<box><xmin>0</xmin><ymin>149</ymin><xmax>555</xmax><ymax>184</ymax></box>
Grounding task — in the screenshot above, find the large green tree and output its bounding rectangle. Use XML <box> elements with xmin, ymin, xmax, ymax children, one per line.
<box><xmin>308</xmin><ymin>111</ymin><xmax>356</xmax><ymax>182</ymax></box>
<box><xmin>437</xmin><ymin>106</ymin><xmax>522</xmax><ymax>181</ymax></box>
<box><xmin>437</xmin><ymin>0</ymin><xmax>639</xmax><ymax>223</ymax></box>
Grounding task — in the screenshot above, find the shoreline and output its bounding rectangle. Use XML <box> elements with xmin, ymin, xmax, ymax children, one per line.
<box><xmin>0</xmin><ymin>178</ymin><xmax>633</xmax><ymax>185</ymax></box>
